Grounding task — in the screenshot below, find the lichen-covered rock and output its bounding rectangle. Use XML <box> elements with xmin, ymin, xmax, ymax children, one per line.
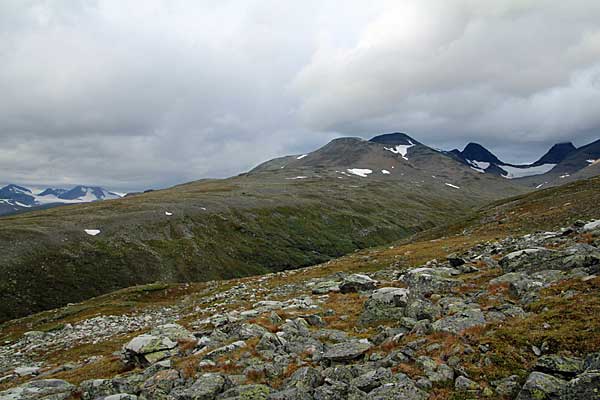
<box><xmin>560</xmin><ymin>371</ymin><xmax>600</xmax><ymax>399</ymax></box>
<box><xmin>256</xmin><ymin>332</ymin><xmax>286</xmax><ymax>352</ymax></box>
<box><xmin>492</xmin><ymin>375</ymin><xmax>521</xmax><ymax>397</ymax></box>
<box><xmin>80</xmin><ymin>378</ymin><xmax>140</xmax><ymax>400</ymax></box>
<box><xmin>431</xmin><ymin>309</ymin><xmax>486</xmax><ymax>334</ymax></box>
<box><xmin>454</xmin><ymin>376</ymin><xmax>480</xmax><ymax>392</ymax></box>
<box><xmin>173</xmin><ymin>373</ymin><xmax>230</xmax><ymax>400</ymax></box>
<box><xmin>123</xmin><ymin>334</ymin><xmax>178</xmax><ymax>366</ymax></box>
<box><xmin>584</xmin><ymin>352</ymin><xmax>600</xmax><ymax>371</ymax></box>
<box><xmin>284</xmin><ymin>367</ymin><xmax>323</xmax><ymax>390</ymax></box>
<box><xmin>219</xmin><ymin>384</ymin><xmax>271</xmax><ymax>399</ymax></box>
<box><xmin>0</xmin><ymin>380</ymin><xmax>75</xmax><ymax>400</ymax></box>
<box><xmin>150</xmin><ymin>324</ymin><xmax>195</xmax><ymax>342</ymax></box>
<box><xmin>358</xmin><ymin>288</ymin><xmax>409</xmax><ymax>325</ymax></box>
<box><xmin>515</xmin><ymin>371</ymin><xmax>566</xmax><ymax>400</ymax></box>
<box><xmin>404</xmin><ymin>299</ymin><xmax>440</xmax><ymax>321</ymax></box>
<box><xmin>266</xmin><ymin>388</ymin><xmax>312</xmax><ymax>400</ymax></box>
<box><xmin>339</xmin><ymin>274</ymin><xmax>377</xmax><ymax>293</ymax></box>
<box><xmin>311</xmin><ymin>280</ymin><xmax>341</xmax><ymax>295</ymax></box>
<box><xmin>349</xmin><ymin>367</ymin><xmax>392</xmax><ymax>392</ymax></box>
<box><xmin>322</xmin><ymin>341</ymin><xmax>372</xmax><ymax>363</ymax></box>
<box><xmin>139</xmin><ymin>369</ymin><xmax>182</xmax><ymax>400</ymax></box>
<box><xmin>535</xmin><ymin>354</ymin><xmax>584</xmax><ymax>378</ymax></box>
<box><xmin>101</xmin><ymin>395</ymin><xmax>137</xmax><ymax>400</ymax></box>
<box><xmin>367</xmin><ymin>374</ymin><xmax>427</xmax><ymax>400</ymax></box>
<box><xmin>401</xmin><ymin>267</ymin><xmax>462</xmax><ymax>297</ymax></box>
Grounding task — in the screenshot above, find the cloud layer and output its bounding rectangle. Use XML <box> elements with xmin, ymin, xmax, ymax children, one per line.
<box><xmin>1</xmin><ymin>0</ymin><xmax>599</xmax><ymax>189</ymax></box>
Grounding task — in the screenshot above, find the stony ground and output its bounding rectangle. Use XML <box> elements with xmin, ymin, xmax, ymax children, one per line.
<box><xmin>1</xmin><ymin>210</ymin><xmax>599</xmax><ymax>399</ymax></box>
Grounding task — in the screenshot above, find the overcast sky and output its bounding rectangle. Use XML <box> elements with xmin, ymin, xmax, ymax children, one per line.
<box><xmin>2</xmin><ymin>0</ymin><xmax>600</xmax><ymax>191</ymax></box>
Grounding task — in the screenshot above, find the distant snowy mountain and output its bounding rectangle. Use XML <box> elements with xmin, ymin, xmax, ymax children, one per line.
<box><xmin>449</xmin><ymin>140</ymin><xmax>596</xmax><ymax>180</ymax></box>
<box><xmin>0</xmin><ymin>184</ymin><xmax>123</xmax><ymax>216</ymax></box>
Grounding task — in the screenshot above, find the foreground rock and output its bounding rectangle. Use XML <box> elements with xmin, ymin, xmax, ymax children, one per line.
<box><xmin>0</xmin><ymin>380</ymin><xmax>75</xmax><ymax>400</ymax></box>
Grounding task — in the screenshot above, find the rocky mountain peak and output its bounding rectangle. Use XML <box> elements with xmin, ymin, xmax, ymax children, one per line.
<box><xmin>369</xmin><ymin>132</ymin><xmax>420</xmax><ymax>146</ymax></box>
<box><xmin>460</xmin><ymin>142</ymin><xmax>504</xmax><ymax>164</ymax></box>
<box><xmin>532</xmin><ymin>142</ymin><xmax>577</xmax><ymax>166</ymax></box>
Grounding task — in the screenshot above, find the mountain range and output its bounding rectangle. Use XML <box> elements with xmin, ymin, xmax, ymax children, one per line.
<box><xmin>0</xmin><ymin>185</ymin><xmax>123</xmax><ymax>216</ymax></box>
<box><xmin>449</xmin><ymin>137</ymin><xmax>600</xmax><ymax>187</ymax></box>
<box><xmin>0</xmin><ymin>132</ymin><xmax>598</xmax><ymax>321</ymax></box>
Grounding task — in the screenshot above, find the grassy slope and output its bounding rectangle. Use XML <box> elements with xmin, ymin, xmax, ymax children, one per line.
<box><xmin>1</xmin><ymin>176</ymin><xmax>598</xmax><ymax>392</ymax></box>
<box><xmin>0</xmin><ymin>168</ymin><xmax>519</xmax><ymax>322</ymax></box>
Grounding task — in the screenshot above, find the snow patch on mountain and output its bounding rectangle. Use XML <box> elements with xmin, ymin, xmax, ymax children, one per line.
<box><xmin>500</xmin><ymin>164</ymin><xmax>556</xmax><ymax>179</ymax></box>
<box><xmin>296</xmin><ymin>154</ymin><xmax>307</xmax><ymax>160</ymax></box>
<box><xmin>384</xmin><ymin>140</ymin><xmax>414</xmax><ymax>160</ymax></box>
<box><xmin>445</xmin><ymin>183</ymin><xmax>460</xmax><ymax>189</ymax></box>
<box><xmin>347</xmin><ymin>168</ymin><xmax>373</xmax><ymax>177</ymax></box>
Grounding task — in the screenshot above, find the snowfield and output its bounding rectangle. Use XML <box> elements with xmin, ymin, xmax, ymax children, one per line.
<box><xmin>501</xmin><ymin>164</ymin><xmax>556</xmax><ymax>179</ymax></box>
<box><xmin>347</xmin><ymin>168</ymin><xmax>373</xmax><ymax>177</ymax></box>
<box><xmin>384</xmin><ymin>140</ymin><xmax>414</xmax><ymax>160</ymax></box>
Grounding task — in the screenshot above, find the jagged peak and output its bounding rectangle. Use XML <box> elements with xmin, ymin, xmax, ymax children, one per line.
<box><xmin>460</xmin><ymin>142</ymin><xmax>503</xmax><ymax>164</ymax></box>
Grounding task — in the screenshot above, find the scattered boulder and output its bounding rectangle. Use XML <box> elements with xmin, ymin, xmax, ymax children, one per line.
<box><xmin>339</xmin><ymin>274</ymin><xmax>377</xmax><ymax>293</ymax></box>
<box><xmin>535</xmin><ymin>354</ymin><xmax>584</xmax><ymax>378</ymax></box>
<box><xmin>367</xmin><ymin>374</ymin><xmax>427</xmax><ymax>400</ymax></box>
<box><xmin>515</xmin><ymin>371</ymin><xmax>566</xmax><ymax>400</ymax></box>
<box><xmin>322</xmin><ymin>341</ymin><xmax>372</xmax><ymax>363</ymax></box>
<box><xmin>122</xmin><ymin>334</ymin><xmax>178</xmax><ymax>366</ymax></box>
<box><xmin>358</xmin><ymin>287</ymin><xmax>408</xmax><ymax>325</ymax></box>
<box><xmin>0</xmin><ymin>379</ymin><xmax>75</xmax><ymax>400</ymax></box>
<box><xmin>401</xmin><ymin>267</ymin><xmax>462</xmax><ymax>297</ymax></box>
<box><xmin>560</xmin><ymin>371</ymin><xmax>600</xmax><ymax>399</ymax></box>
<box><xmin>455</xmin><ymin>376</ymin><xmax>480</xmax><ymax>392</ymax></box>
<box><xmin>174</xmin><ymin>373</ymin><xmax>230</xmax><ymax>400</ymax></box>
<box><xmin>431</xmin><ymin>308</ymin><xmax>486</xmax><ymax>334</ymax></box>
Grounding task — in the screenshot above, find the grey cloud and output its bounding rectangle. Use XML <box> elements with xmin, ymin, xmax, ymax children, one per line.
<box><xmin>1</xmin><ymin>0</ymin><xmax>599</xmax><ymax>191</ymax></box>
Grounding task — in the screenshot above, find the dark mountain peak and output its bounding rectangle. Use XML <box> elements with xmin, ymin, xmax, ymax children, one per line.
<box><xmin>532</xmin><ymin>142</ymin><xmax>577</xmax><ymax>166</ymax></box>
<box><xmin>38</xmin><ymin>188</ymin><xmax>68</xmax><ymax>197</ymax></box>
<box><xmin>1</xmin><ymin>184</ymin><xmax>31</xmax><ymax>193</ymax></box>
<box><xmin>59</xmin><ymin>185</ymin><xmax>112</xmax><ymax>201</ymax></box>
<box><xmin>461</xmin><ymin>142</ymin><xmax>503</xmax><ymax>164</ymax></box>
<box><xmin>0</xmin><ymin>184</ymin><xmax>36</xmax><ymax>206</ymax></box>
<box><xmin>370</xmin><ymin>132</ymin><xmax>420</xmax><ymax>146</ymax></box>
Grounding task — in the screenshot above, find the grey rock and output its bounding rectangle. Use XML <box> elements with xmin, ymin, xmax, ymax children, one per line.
<box><xmin>266</xmin><ymin>388</ymin><xmax>312</xmax><ymax>400</ymax></box>
<box><xmin>535</xmin><ymin>354</ymin><xmax>584</xmax><ymax>378</ymax></box>
<box><xmin>311</xmin><ymin>281</ymin><xmax>341</xmax><ymax>295</ymax></box>
<box><xmin>454</xmin><ymin>376</ymin><xmax>480</xmax><ymax>392</ymax></box>
<box><xmin>358</xmin><ymin>288</ymin><xmax>409</xmax><ymax>325</ymax></box>
<box><xmin>492</xmin><ymin>375</ymin><xmax>521</xmax><ymax>397</ymax></box>
<box><xmin>218</xmin><ymin>384</ymin><xmax>271</xmax><ymax>399</ymax></box>
<box><xmin>350</xmin><ymin>368</ymin><xmax>392</xmax><ymax>392</ymax></box>
<box><xmin>176</xmin><ymin>373</ymin><xmax>230</xmax><ymax>400</ymax></box>
<box><xmin>560</xmin><ymin>371</ymin><xmax>600</xmax><ymax>399</ymax></box>
<box><xmin>139</xmin><ymin>369</ymin><xmax>182</xmax><ymax>400</ymax></box>
<box><xmin>284</xmin><ymin>367</ymin><xmax>323</xmax><ymax>390</ymax></box>
<box><xmin>80</xmin><ymin>378</ymin><xmax>139</xmax><ymax>400</ymax></box>
<box><xmin>366</xmin><ymin>374</ymin><xmax>427</xmax><ymax>400</ymax></box>
<box><xmin>404</xmin><ymin>299</ymin><xmax>440</xmax><ymax>321</ymax></box>
<box><xmin>323</xmin><ymin>341</ymin><xmax>372</xmax><ymax>363</ymax></box>
<box><xmin>0</xmin><ymin>380</ymin><xmax>75</xmax><ymax>400</ymax></box>
<box><xmin>401</xmin><ymin>267</ymin><xmax>462</xmax><ymax>297</ymax></box>
<box><xmin>431</xmin><ymin>309</ymin><xmax>486</xmax><ymax>334</ymax></box>
<box><xmin>339</xmin><ymin>274</ymin><xmax>377</xmax><ymax>294</ymax></box>
<box><xmin>102</xmin><ymin>395</ymin><xmax>137</xmax><ymax>400</ymax></box>
<box><xmin>256</xmin><ymin>332</ymin><xmax>286</xmax><ymax>352</ymax></box>
<box><xmin>515</xmin><ymin>372</ymin><xmax>566</xmax><ymax>400</ymax></box>
<box><xmin>584</xmin><ymin>352</ymin><xmax>600</xmax><ymax>371</ymax></box>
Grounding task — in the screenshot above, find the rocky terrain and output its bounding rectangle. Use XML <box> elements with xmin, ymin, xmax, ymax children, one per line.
<box><xmin>0</xmin><ymin>177</ymin><xmax>599</xmax><ymax>399</ymax></box>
